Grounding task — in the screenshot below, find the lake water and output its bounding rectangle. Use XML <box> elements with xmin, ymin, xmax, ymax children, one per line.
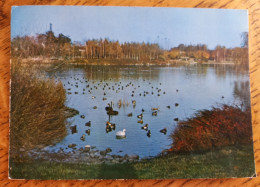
<box><xmin>45</xmin><ymin>63</ymin><xmax>250</xmax><ymax>158</ymax></box>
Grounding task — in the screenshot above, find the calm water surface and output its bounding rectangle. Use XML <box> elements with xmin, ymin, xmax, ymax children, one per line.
<box><xmin>46</xmin><ymin>64</ymin><xmax>250</xmax><ymax>158</ymax></box>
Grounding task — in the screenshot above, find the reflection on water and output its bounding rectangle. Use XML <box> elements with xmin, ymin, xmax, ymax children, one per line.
<box><xmin>45</xmin><ymin>64</ymin><xmax>251</xmax><ymax>158</ymax></box>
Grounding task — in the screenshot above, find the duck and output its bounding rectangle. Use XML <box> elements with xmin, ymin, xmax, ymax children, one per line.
<box><xmin>152</xmin><ymin>111</ymin><xmax>157</xmax><ymax>116</ymax></box>
<box><xmin>70</xmin><ymin>125</ymin><xmax>77</xmax><ymax>134</ymax></box>
<box><xmin>141</xmin><ymin>124</ymin><xmax>148</xmax><ymax>130</ymax></box>
<box><xmin>92</xmin><ymin>96</ymin><xmax>96</xmax><ymax>99</ymax></box>
<box><xmin>142</xmin><ymin>108</ymin><xmax>145</xmax><ymax>112</ymax></box>
<box><xmin>80</xmin><ymin>134</ymin><xmax>86</xmax><ymax>141</ymax></box>
<box><xmin>152</xmin><ymin>107</ymin><xmax>159</xmax><ymax>111</ymax></box>
<box><xmin>147</xmin><ymin>130</ymin><xmax>151</xmax><ymax>137</ymax></box>
<box><xmin>85</xmin><ymin>121</ymin><xmax>91</xmax><ymax>127</ymax></box>
<box><xmin>175</xmin><ymin>103</ymin><xmax>179</xmax><ymax>107</ymax></box>
<box><xmin>93</xmin><ymin>106</ymin><xmax>97</xmax><ymax>109</ymax></box>
<box><xmin>137</xmin><ymin>113</ymin><xmax>143</xmax><ymax>119</ymax></box>
<box><xmin>167</xmin><ymin>105</ymin><xmax>170</xmax><ymax>109</ymax></box>
<box><xmin>80</xmin><ymin>115</ymin><xmax>85</xmax><ymax>119</ymax></box>
<box><xmin>160</xmin><ymin>128</ymin><xmax>167</xmax><ymax>135</ymax></box>
<box><xmin>116</xmin><ymin>129</ymin><xmax>126</xmax><ymax>138</ymax></box>
<box><xmin>138</xmin><ymin>119</ymin><xmax>143</xmax><ymax>124</ymax></box>
<box><xmin>86</xmin><ymin>129</ymin><xmax>90</xmax><ymax>135</ymax></box>
<box><xmin>127</xmin><ymin>113</ymin><xmax>133</xmax><ymax>117</ymax></box>
<box><xmin>174</xmin><ymin>117</ymin><xmax>179</xmax><ymax>122</ymax></box>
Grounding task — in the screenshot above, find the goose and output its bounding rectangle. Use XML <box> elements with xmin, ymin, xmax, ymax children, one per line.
<box><xmin>85</xmin><ymin>121</ymin><xmax>91</xmax><ymax>127</ymax></box>
<box><xmin>86</xmin><ymin>129</ymin><xmax>90</xmax><ymax>135</ymax></box>
<box><xmin>141</xmin><ymin>124</ymin><xmax>148</xmax><ymax>130</ymax></box>
<box><xmin>147</xmin><ymin>130</ymin><xmax>151</xmax><ymax>137</ymax></box>
<box><xmin>137</xmin><ymin>113</ymin><xmax>143</xmax><ymax>119</ymax></box>
<box><xmin>160</xmin><ymin>128</ymin><xmax>167</xmax><ymax>134</ymax></box>
<box><xmin>80</xmin><ymin>134</ymin><xmax>86</xmax><ymax>141</ymax></box>
<box><xmin>116</xmin><ymin>129</ymin><xmax>126</xmax><ymax>138</ymax></box>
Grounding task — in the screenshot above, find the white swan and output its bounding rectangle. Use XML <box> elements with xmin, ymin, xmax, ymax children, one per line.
<box><xmin>116</xmin><ymin>129</ymin><xmax>126</xmax><ymax>138</ymax></box>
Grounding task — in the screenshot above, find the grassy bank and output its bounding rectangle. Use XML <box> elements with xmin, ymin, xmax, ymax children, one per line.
<box><xmin>10</xmin><ymin>59</ymin><xmax>76</xmax><ymax>160</ymax></box>
<box><xmin>9</xmin><ymin>145</ymin><xmax>255</xmax><ymax>179</ymax></box>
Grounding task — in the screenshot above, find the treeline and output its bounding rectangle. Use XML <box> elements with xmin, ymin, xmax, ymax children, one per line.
<box><xmin>167</xmin><ymin>43</ymin><xmax>248</xmax><ymax>64</ymax></box>
<box><xmin>11</xmin><ymin>30</ymin><xmax>248</xmax><ymax>64</ymax></box>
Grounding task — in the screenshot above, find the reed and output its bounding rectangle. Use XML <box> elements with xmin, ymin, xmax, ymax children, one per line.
<box><xmin>10</xmin><ymin>60</ymin><xmax>68</xmax><ymax>160</ymax></box>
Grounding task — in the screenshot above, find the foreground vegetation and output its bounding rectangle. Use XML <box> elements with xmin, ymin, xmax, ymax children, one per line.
<box><xmin>10</xmin><ymin>60</ymin><xmax>77</xmax><ymax>160</ymax></box>
<box><xmin>169</xmin><ymin>105</ymin><xmax>252</xmax><ymax>153</ymax></box>
<box><xmin>9</xmin><ymin>145</ymin><xmax>255</xmax><ymax>179</ymax></box>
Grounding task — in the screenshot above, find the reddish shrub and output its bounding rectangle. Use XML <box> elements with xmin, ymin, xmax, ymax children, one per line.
<box><xmin>169</xmin><ymin>105</ymin><xmax>252</xmax><ymax>153</ymax></box>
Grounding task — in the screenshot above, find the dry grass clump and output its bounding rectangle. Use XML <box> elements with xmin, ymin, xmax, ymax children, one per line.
<box><xmin>10</xmin><ymin>60</ymin><xmax>68</xmax><ymax>159</ymax></box>
<box><xmin>169</xmin><ymin>105</ymin><xmax>252</xmax><ymax>153</ymax></box>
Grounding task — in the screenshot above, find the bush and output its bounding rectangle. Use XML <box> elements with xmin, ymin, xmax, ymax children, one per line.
<box><xmin>10</xmin><ymin>60</ymin><xmax>68</xmax><ymax>160</ymax></box>
<box><xmin>169</xmin><ymin>105</ymin><xmax>252</xmax><ymax>153</ymax></box>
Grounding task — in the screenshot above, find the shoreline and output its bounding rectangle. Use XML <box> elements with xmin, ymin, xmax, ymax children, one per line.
<box><xmin>15</xmin><ymin>57</ymin><xmax>237</xmax><ymax>66</ymax></box>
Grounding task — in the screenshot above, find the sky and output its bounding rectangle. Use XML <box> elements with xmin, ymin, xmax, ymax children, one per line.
<box><xmin>11</xmin><ymin>6</ymin><xmax>248</xmax><ymax>49</ymax></box>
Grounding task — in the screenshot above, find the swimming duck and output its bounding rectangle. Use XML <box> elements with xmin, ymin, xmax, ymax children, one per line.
<box><xmin>85</xmin><ymin>121</ymin><xmax>91</xmax><ymax>127</ymax></box>
<box><xmin>152</xmin><ymin>111</ymin><xmax>157</xmax><ymax>116</ymax></box>
<box><xmin>167</xmin><ymin>105</ymin><xmax>170</xmax><ymax>109</ymax></box>
<box><xmin>105</xmin><ymin>103</ymin><xmax>113</xmax><ymax>111</ymax></box>
<box><xmin>80</xmin><ymin>134</ymin><xmax>86</xmax><ymax>141</ymax></box>
<box><xmin>80</xmin><ymin>115</ymin><xmax>85</xmax><ymax>119</ymax></box>
<box><xmin>147</xmin><ymin>130</ymin><xmax>151</xmax><ymax>137</ymax></box>
<box><xmin>86</xmin><ymin>129</ymin><xmax>90</xmax><ymax>135</ymax></box>
<box><xmin>152</xmin><ymin>107</ymin><xmax>159</xmax><ymax>111</ymax></box>
<box><xmin>127</xmin><ymin>113</ymin><xmax>133</xmax><ymax>117</ymax></box>
<box><xmin>174</xmin><ymin>117</ymin><xmax>179</xmax><ymax>122</ymax></box>
<box><xmin>160</xmin><ymin>128</ymin><xmax>167</xmax><ymax>135</ymax></box>
<box><xmin>175</xmin><ymin>103</ymin><xmax>179</xmax><ymax>107</ymax></box>
<box><xmin>137</xmin><ymin>113</ymin><xmax>143</xmax><ymax>119</ymax></box>
<box><xmin>141</xmin><ymin>124</ymin><xmax>148</xmax><ymax>130</ymax></box>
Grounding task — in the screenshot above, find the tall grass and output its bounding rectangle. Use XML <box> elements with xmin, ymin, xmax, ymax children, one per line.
<box><xmin>10</xmin><ymin>60</ymin><xmax>68</xmax><ymax>160</ymax></box>
<box><xmin>169</xmin><ymin>105</ymin><xmax>252</xmax><ymax>153</ymax></box>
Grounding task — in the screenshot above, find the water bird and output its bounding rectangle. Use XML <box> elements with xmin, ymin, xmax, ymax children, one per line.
<box><xmin>103</xmin><ymin>97</ymin><xmax>107</xmax><ymax>101</ymax></box>
<box><xmin>92</xmin><ymin>96</ymin><xmax>96</xmax><ymax>99</ymax></box>
<box><xmin>86</xmin><ymin>129</ymin><xmax>91</xmax><ymax>135</ymax></box>
<box><xmin>93</xmin><ymin>106</ymin><xmax>97</xmax><ymax>109</ymax></box>
<box><xmin>147</xmin><ymin>130</ymin><xmax>151</xmax><ymax>137</ymax></box>
<box><xmin>80</xmin><ymin>134</ymin><xmax>86</xmax><ymax>141</ymax></box>
<box><xmin>107</xmin><ymin>110</ymin><xmax>119</xmax><ymax>115</ymax></box>
<box><xmin>174</xmin><ymin>118</ymin><xmax>179</xmax><ymax>122</ymax></box>
<box><xmin>222</xmin><ymin>96</ymin><xmax>225</xmax><ymax>99</ymax></box>
<box><xmin>116</xmin><ymin>129</ymin><xmax>126</xmax><ymax>138</ymax></box>
<box><xmin>152</xmin><ymin>111</ymin><xmax>157</xmax><ymax>116</ymax></box>
<box><xmin>137</xmin><ymin>113</ymin><xmax>143</xmax><ymax>119</ymax></box>
<box><xmin>160</xmin><ymin>128</ymin><xmax>167</xmax><ymax>135</ymax></box>
<box><xmin>141</xmin><ymin>124</ymin><xmax>148</xmax><ymax>130</ymax></box>
<box><xmin>175</xmin><ymin>103</ymin><xmax>179</xmax><ymax>107</ymax></box>
<box><xmin>105</xmin><ymin>103</ymin><xmax>113</xmax><ymax>111</ymax></box>
<box><xmin>167</xmin><ymin>105</ymin><xmax>170</xmax><ymax>109</ymax></box>
<box><xmin>138</xmin><ymin>119</ymin><xmax>143</xmax><ymax>124</ymax></box>
<box><xmin>70</xmin><ymin>125</ymin><xmax>77</xmax><ymax>134</ymax></box>
<box><xmin>176</xmin><ymin>89</ymin><xmax>179</xmax><ymax>92</ymax></box>
<box><xmin>142</xmin><ymin>108</ymin><xmax>145</xmax><ymax>112</ymax></box>
<box><xmin>80</xmin><ymin>115</ymin><xmax>85</xmax><ymax>119</ymax></box>
<box><xmin>127</xmin><ymin>113</ymin><xmax>133</xmax><ymax>117</ymax></box>
<box><xmin>75</xmin><ymin>92</ymin><xmax>78</xmax><ymax>94</ymax></box>
<box><xmin>85</xmin><ymin>121</ymin><xmax>91</xmax><ymax>127</ymax></box>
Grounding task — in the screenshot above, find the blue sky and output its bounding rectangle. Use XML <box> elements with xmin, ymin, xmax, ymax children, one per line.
<box><xmin>11</xmin><ymin>6</ymin><xmax>248</xmax><ymax>49</ymax></box>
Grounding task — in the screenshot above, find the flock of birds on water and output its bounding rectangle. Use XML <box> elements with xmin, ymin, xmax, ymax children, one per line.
<box><xmin>61</xmin><ymin>73</ymin><xmax>182</xmax><ymax>141</ymax></box>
